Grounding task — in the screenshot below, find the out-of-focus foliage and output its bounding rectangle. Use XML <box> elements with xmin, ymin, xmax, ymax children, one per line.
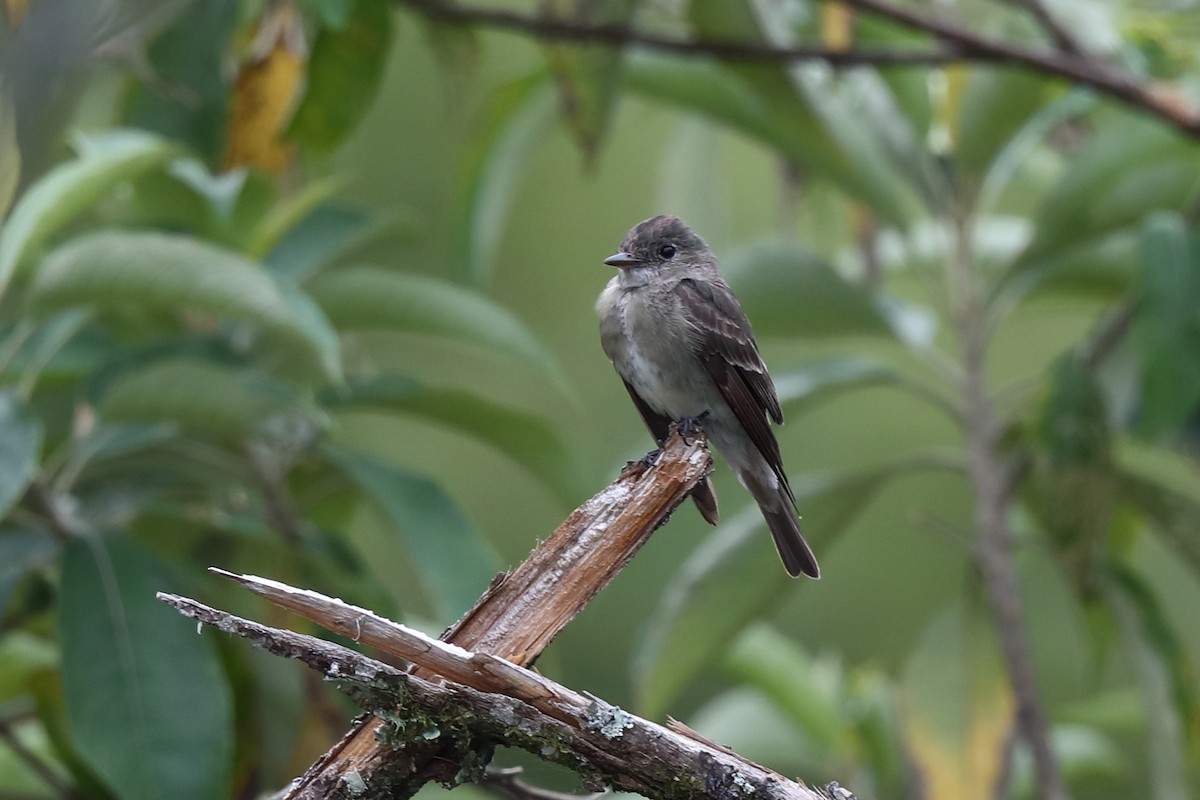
<box><xmin>1</xmin><ymin>0</ymin><xmax>1199</xmax><ymax>798</ymax></box>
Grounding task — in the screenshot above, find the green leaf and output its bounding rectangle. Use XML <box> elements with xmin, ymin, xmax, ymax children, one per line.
<box><xmin>323</xmin><ymin>377</ymin><xmax>580</xmax><ymax>503</ymax></box>
<box><xmin>721</xmin><ymin>241</ymin><xmax>894</xmax><ymax>338</ymax></box>
<box><xmin>52</xmin><ymin>422</ymin><xmax>179</xmax><ymax>491</ymax></box>
<box><xmin>774</xmin><ymin>356</ymin><xmax>903</xmax><ymax>413</ymax></box>
<box><xmin>1017</xmin><ymin>114</ymin><xmax>1200</xmax><ymax>271</ymax></box>
<box><xmin>287</xmin><ymin>0</ymin><xmax>392</xmax><ymax>151</ymax></box>
<box><xmin>0</xmin><ymin>630</ymin><xmax>58</xmax><ymax>703</ymax></box>
<box><xmin>27</xmin><ymin>230</ymin><xmax>339</xmax><ymax>382</ymax></box>
<box><xmin>121</xmin><ymin>1</ymin><xmax>238</xmax><ymax>163</ymax></box>
<box><xmin>307</xmin><ymin>266</ymin><xmax>566</xmax><ymax>388</ymax></box>
<box><xmin>1024</xmin><ymin>354</ymin><xmax>1114</xmax><ymax>579</ymax></box>
<box><xmin>248</xmin><ymin>176</ymin><xmax>345</xmax><ymax>259</ymax></box>
<box><xmin>0</xmin><ymin>130</ymin><xmax>176</xmax><ymax>299</ymax></box>
<box><xmin>1132</xmin><ymin>213</ymin><xmax>1200</xmax><ymax>438</ymax></box>
<box><xmin>100</xmin><ymin>359</ymin><xmax>316</xmax><ymax>438</ymax></box>
<box><xmin>1117</xmin><ymin>471</ymin><xmax>1200</xmax><ymax>577</ymax></box>
<box><xmin>264</xmin><ymin>202</ymin><xmax>403</xmax><ymax>283</ymax></box>
<box><xmin>451</xmin><ymin>73</ymin><xmax>557</xmax><ymax>286</ymax></box>
<box><xmin>322</xmin><ymin>445</ymin><xmax>498</xmax><ymax>621</ymax></box>
<box><xmin>1106</xmin><ymin>563</ymin><xmax>1197</xmax><ymax>755</ymax></box>
<box><xmin>634</xmin><ymin>467</ymin><xmax>896</xmax><ymax>717</ymax></box>
<box><xmin>59</xmin><ymin>534</ymin><xmax>232</xmax><ymax>800</ymax></box>
<box><xmin>542</xmin><ymin>0</ymin><xmax>637</xmax><ymax>159</ymax></box>
<box><xmin>954</xmin><ymin>68</ymin><xmax>1051</xmax><ymax>182</ymax></box>
<box><xmin>0</xmin><ymin>528</ymin><xmax>58</xmax><ymax>621</ymax></box>
<box><xmin>724</xmin><ymin>624</ymin><xmax>848</xmax><ymax>753</ymax></box>
<box><xmin>0</xmin><ymin>388</ymin><xmax>42</xmax><ymax>518</ymax></box>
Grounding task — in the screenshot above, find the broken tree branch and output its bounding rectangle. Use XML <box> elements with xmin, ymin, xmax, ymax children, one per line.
<box><xmin>158</xmin><ymin>590</ymin><xmax>843</xmax><ymax>800</ymax></box>
<box><xmin>251</xmin><ymin>430</ymin><xmax>715</xmax><ymax>799</ymax></box>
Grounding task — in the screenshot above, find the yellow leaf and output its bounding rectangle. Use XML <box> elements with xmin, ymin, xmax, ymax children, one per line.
<box><xmin>820</xmin><ymin>1</ymin><xmax>853</xmax><ymax>52</ymax></box>
<box><xmin>224</xmin><ymin>3</ymin><xmax>306</xmax><ymax>173</ymax></box>
<box><xmin>900</xmin><ymin>603</ymin><xmax>1016</xmax><ymax>800</ymax></box>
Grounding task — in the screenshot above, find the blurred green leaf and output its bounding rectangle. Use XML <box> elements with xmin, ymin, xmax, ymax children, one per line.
<box><xmin>0</xmin><ymin>630</ymin><xmax>57</xmax><ymax>704</ymax></box>
<box><xmin>248</xmin><ymin>177</ymin><xmax>345</xmax><ymax>259</ymax></box>
<box><xmin>322</xmin><ymin>445</ymin><xmax>498</xmax><ymax>622</ymax></box>
<box><xmin>0</xmin><ymin>528</ymin><xmax>57</xmax><ymax>621</ymax></box>
<box><xmin>100</xmin><ymin>359</ymin><xmax>316</xmax><ymax>437</ymax></box>
<box><xmin>121</xmin><ymin>0</ymin><xmax>238</xmax><ymax>164</ymax></box>
<box><xmin>542</xmin><ymin>0</ymin><xmax>636</xmax><ymax>159</ymax></box>
<box><xmin>725</xmin><ymin>624</ymin><xmax>848</xmax><ymax>754</ymax></box>
<box><xmin>307</xmin><ymin>266</ymin><xmax>567</xmax><ymax>389</ymax></box>
<box><xmin>52</xmin><ymin>422</ymin><xmax>180</xmax><ymax>491</ymax></box>
<box><xmin>287</xmin><ymin>0</ymin><xmax>392</xmax><ymax>151</ymax></box>
<box><xmin>1015</xmin><ymin>114</ymin><xmax>1200</xmax><ymax>275</ymax></box>
<box><xmin>721</xmin><ymin>241</ymin><xmax>894</xmax><ymax>338</ymax></box>
<box><xmin>59</xmin><ymin>534</ymin><xmax>232</xmax><ymax>800</ymax></box>
<box><xmin>1118</xmin><ymin>471</ymin><xmax>1200</xmax><ymax>576</ymax></box>
<box><xmin>0</xmin><ymin>388</ymin><xmax>42</xmax><ymax>519</ymax></box>
<box><xmin>899</xmin><ymin>600</ymin><xmax>1013</xmax><ymax>800</ymax></box>
<box><xmin>1106</xmin><ymin>563</ymin><xmax>1198</xmax><ymax>756</ymax></box>
<box><xmin>774</xmin><ymin>356</ymin><xmax>901</xmax><ymax>412</ymax></box>
<box><xmin>1132</xmin><ymin>213</ymin><xmax>1200</xmax><ymax>439</ymax></box>
<box><xmin>954</xmin><ymin>68</ymin><xmax>1051</xmax><ymax>183</ymax></box>
<box><xmin>28</xmin><ymin>230</ymin><xmax>339</xmax><ymax>382</ymax></box>
<box><xmin>264</xmin><ymin>202</ymin><xmax>402</xmax><ymax>283</ymax></box>
<box><xmin>634</xmin><ymin>467</ymin><xmax>897</xmax><ymax>717</ymax></box>
<box><xmin>323</xmin><ymin>377</ymin><xmax>580</xmax><ymax>503</ymax></box>
<box><xmin>0</xmin><ymin>130</ymin><xmax>176</xmax><ymax>299</ymax></box>
<box><xmin>624</xmin><ymin>53</ymin><xmax>913</xmax><ymax>227</ymax></box>
<box><xmin>452</xmin><ymin>73</ymin><xmax>557</xmax><ymax>286</ymax></box>
<box><xmin>1025</xmin><ymin>354</ymin><xmax>1114</xmax><ymax>582</ymax></box>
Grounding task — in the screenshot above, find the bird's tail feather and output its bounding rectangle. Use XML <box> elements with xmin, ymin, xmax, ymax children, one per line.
<box><xmin>690</xmin><ymin>477</ymin><xmax>719</xmax><ymax>525</ymax></box>
<box><xmin>759</xmin><ymin>492</ymin><xmax>819</xmax><ymax>579</ymax></box>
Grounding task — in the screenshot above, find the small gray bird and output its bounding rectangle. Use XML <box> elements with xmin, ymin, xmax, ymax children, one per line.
<box><xmin>596</xmin><ymin>215</ymin><xmax>819</xmax><ymax>578</ymax></box>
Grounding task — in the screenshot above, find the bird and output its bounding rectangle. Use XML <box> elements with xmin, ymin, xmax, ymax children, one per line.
<box><xmin>595</xmin><ymin>215</ymin><xmax>819</xmax><ymax>578</ymax></box>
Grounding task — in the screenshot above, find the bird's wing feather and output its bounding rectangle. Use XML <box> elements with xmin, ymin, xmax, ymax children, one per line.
<box><xmin>674</xmin><ymin>277</ymin><xmax>792</xmax><ymax>501</ymax></box>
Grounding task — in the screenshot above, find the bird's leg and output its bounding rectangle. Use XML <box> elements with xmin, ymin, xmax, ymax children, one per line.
<box><xmin>641</xmin><ymin>447</ymin><xmax>661</xmax><ymax>467</ymax></box>
<box><xmin>676</xmin><ymin>410</ymin><xmax>711</xmax><ymax>445</ymax></box>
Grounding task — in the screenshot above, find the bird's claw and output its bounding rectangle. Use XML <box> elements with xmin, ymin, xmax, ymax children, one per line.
<box><xmin>676</xmin><ymin>411</ymin><xmax>711</xmax><ymax>445</ymax></box>
<box><xmin>641</xmin><ymin>448</ymin><xmax>661</xmax><ymax>467</ymax></box>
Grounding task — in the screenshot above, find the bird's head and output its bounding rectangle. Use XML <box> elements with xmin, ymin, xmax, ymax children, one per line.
<box><xmin>604</xmin><ymin>215</ymin><xmax>711</xmax><ymax>273</ymax></box>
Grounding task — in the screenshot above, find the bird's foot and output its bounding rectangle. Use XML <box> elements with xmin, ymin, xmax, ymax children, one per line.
<box><xmin>676</xmin><ymin>411</ymin><xmax>711</xmax><ymax>444</ymax></box>
<box><xmin>641</xmin><ymin>447</ymin><xmax>661</xmax><ymax>467</ymax></box>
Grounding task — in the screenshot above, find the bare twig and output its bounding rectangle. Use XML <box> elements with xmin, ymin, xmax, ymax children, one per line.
<box><xmin>478</xmin><ymin>766</ymin><xmax>606</xmax><ymax>800</ymax></box>
<box><xmin>157</xmin><ymin>589</ymin><xmax>834</xmax><ymax>800</ymax></box>
<box><xmin>396</xmin><ymin>0</ymin><xmax>1200</xmax><ymax>138</ymax></box>
<box><xmin>267</xmin><ymin>430</ymin><xmax>713</xmax><ymax>799</ymax></box>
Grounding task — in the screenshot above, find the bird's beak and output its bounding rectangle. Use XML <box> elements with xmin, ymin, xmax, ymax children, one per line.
<box><xmin>603</xmin><ymin>251</ymin><xmax>639</xmax><ymax>269</ymax></box>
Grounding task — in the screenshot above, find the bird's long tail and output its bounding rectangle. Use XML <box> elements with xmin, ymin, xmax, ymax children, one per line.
<box><xmin>759</xmin><ymin>495</ymin><xmax>819</xmax><ymax>578</ymax></box>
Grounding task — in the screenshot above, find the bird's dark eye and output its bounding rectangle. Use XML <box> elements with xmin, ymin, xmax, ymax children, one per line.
<box><xmin>658</xmin><ymin>244</ymin><xmax>677</xmax><ymax>259</ymax></box>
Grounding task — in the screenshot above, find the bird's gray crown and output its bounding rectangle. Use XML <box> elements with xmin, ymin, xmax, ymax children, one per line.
<box><xmin>619</xmin><ymin>215</ymin><xmax>708</xmax><ymax>262</ymax></box>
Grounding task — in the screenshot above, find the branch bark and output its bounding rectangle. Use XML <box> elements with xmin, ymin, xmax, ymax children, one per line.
<box><xmin>158</xmin><ymin>589</ymin><xmax>843</xmax><ymax>800</ymax></box>
<box><xmin>396</xmin><ymin>0</ymin><xmax>1200</xmax><ymax>139</ymax></box>
<box><xmin>249</xmin><ymin>431</ymin><xmax>718</xmax><ymax>798</ymax></box>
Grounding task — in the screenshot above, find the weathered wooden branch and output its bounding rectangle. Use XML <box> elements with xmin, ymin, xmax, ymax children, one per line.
<box><xmin>175</xmin><ymin>431</ymin><xmax>844</xmax><ymax>800</ymax></box>
<box><xmin>158</xmin><ymin>587</ymin><xmax>845</xmax><ymax>800</ymax></box>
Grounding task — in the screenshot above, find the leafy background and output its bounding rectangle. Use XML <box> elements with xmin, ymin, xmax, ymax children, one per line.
<box><xmin>1</xmin><ymin>1</ymin><xmax>1199</xmax><ymax>799</ymax></box>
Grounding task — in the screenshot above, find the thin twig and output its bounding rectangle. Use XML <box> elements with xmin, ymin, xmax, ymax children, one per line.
<box><xmin>478</xmin><ymin>766</ymin><xmax>606</xmax><ymax>800</ymax></box>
